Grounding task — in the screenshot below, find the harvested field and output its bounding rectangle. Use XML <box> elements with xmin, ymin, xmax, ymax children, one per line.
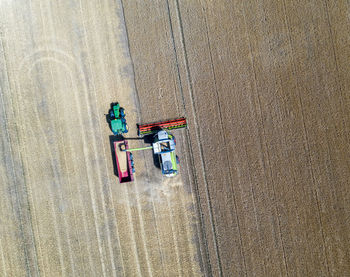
<box><xmin>1</xmin><ymin>0</ymin><xmax>350</xmax><ymax>277</ymax></box>
<box><xmin>0</xmin><ymin>0</ymin><xmax>200</xmax><ymax>276</ymax></box>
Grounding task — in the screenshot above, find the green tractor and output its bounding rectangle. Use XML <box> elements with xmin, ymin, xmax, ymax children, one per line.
<box><xmin>108</xmin><ymin>103</ymin><xmax>128</xmax><ymax>135</ymax></box>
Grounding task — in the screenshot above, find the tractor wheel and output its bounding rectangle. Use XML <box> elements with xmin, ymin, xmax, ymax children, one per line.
<box><xmin>123</xmin><ymin>123</ymin><xmax>129</xmax><ymax>133</ymax></box>
<box><xmin>120</xmin><ymin>108</ymin><xmax>126</xmax><ymax>118</ymax></box>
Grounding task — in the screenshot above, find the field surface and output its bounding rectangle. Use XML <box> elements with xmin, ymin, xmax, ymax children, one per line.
<box><xmin>1</xmin><ymin>0</ymin><xmax>350</xmax><ymax>276</ymax></box>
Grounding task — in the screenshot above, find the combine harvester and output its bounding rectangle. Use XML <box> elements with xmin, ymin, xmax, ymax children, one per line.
<box><xmin>125</xmin><ymin>117</ymin><xmax>187</xmax><ymax>178</ymax></box>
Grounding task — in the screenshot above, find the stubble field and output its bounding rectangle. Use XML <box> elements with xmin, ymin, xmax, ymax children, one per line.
<box><xmin>1</xmin><ymin>0</ymin><xmax>350</xmax><ymax>276</ymax></box>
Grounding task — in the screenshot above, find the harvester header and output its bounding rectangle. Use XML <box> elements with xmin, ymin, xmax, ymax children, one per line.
<box><xmin>138</xmin><ymin>117</ymin><xmax>187</xmax><ymax>136</ymax></box>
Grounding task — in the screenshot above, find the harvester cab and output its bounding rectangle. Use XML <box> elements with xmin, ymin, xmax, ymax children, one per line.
<box><xmin>152</xmin><ymin>131</ymin><xmax>175</xmax><ymax>154</ymax></box>
<box><xmin>134</xmin><ymin>118</ymin><xmax>186</xmax><ymax>177</ymax></box>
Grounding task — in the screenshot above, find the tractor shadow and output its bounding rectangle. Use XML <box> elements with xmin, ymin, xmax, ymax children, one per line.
<box><xmin>105</xmin><ymin>103</ymin><xmax>114</xmax><ymax>133</ymax></box>
<box><xmin>105</xmin><ymin>113</ymin><xmax>117</xmax><ymax>135</ymax></box>
<box><xmin>105</xmin><ymin>114</ymin><xmax>113</xmax><ymax>134</ymax></box>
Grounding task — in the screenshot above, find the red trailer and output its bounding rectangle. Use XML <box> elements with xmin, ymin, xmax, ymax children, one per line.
<box><xmin>114</xmin><ymin>140</ymin><xmax>134</xmax><ymax>183</ymax></box>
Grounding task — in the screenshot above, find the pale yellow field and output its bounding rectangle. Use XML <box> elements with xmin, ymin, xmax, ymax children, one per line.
<box><xmin>0</xmin><ymin>1</ymin><xmax>201</xmax><ymax>276</ymax></box>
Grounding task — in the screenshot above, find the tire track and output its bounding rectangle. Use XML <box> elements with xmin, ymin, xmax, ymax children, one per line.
<box><xmin>39</xmin><ymin>9</ymin><xmax>119</xmax><ymax>273</ymax></box>
<box><xmin>24</xmin><ymin>53</ymin><xmax>106</xmax><ymax>275</ymax></box>
<box><xmin>22</xmin><ymin>42</ymin><xmax>103</xmax><ymax>268</ymax></box>
<box><xmin>0</xmin><ymin>238</ymin><xmax>7</xmax><ymax>277</ymax></box>
<box><xmin>40</xmin><ymin>50</ymin><xmax>89</xmax><ymax>276</ymax></box>
<box><xmin>29</xmin><ymin>50</ymin><xmax>100</xmax><ymax>275</ymax></box>
<box><xmin>153</xmin><ymin>2</ymin><xmax>193</xmax><ymax>273</ymax></box>
<box><xmin>76</xmin><ymin>1</ymin><xmax>128</xmax><ymax>275</ymax></box>
<box><xmin>279</xmin><ymin>0</ymin><xmax>327</xmax><ymax>273</ymax></box>
<box><xmin>78</xmin><ymin>0</ymin><xmax>160</xmax><ymax>274</ymax></box>
<box><xmin>280</xmin><ymin>1</ymin><xmax>332</xmax><ymax>273</ymax></box>
<box><xmin>66</xmin><ymin>60</ymin><xmax>106</xmax><ymax>277</ymax></box>
<box><xmin>163</xmin><ymin>178</ymin><xmax>182</xmax><ymax>276</ymax></box>
<box><xmin>201</xmin><ymin>6</ymin><xmax>249</xmax><ymax>275</ymax></box>
<box><xmin>119</xmin><ymin>1</ymin><xmax>177</xmax><ymax>275</ymax></box>
<box><xmin>37</xmin><ymin>4</ymin><xmax>80</xmax><ymax>276</ymax></box>
<box><xmin>89</xmin><ymin>0</ymin><xmax>129</xmax><ymax>274</ymax></box>
<box><xmin>0</xmin><ymin>53</ymin><xmax>34</xmax><ymax>277</ymax></box>
<box><xmin>173</xmin><ymin>1</ymin><xmax>221</xmax><ymax>275</ymax></box>
<box><xmin>323</xmin><ymin>0</ymin><xmax>350</xmax><ymax>142</ymax></box>
<box><xmin>123</xmin><ymin>184</ymin><xmax>143</xmax><ymax>276</ymax></box>
<box><xmin>12</xmin><ymin>69</ymin><xmax>65</xmax><ymax>276</ymax></box>
<box><xmin>86</xmin><ymin>0</ymin><xmax>156</xmax><ymax>273</ymax></box>
<box><xmin>76</xmin><ymin>3</ymin><xmax>119</xmax><ymax>275</ymax></box>
<box><xmin>40</xmin><ymin>6</ymin><xmax>87</xmax><ymax>275</ymax></box>
<box><xmin>164</xmin><ymin>3</ymin><xmax>202</xmax><ymax>275</ymax></box>
<box><xmin>142</xmin><ymin>161</ymin><xmax>167</xmax><ymax>277</ymax></box>
<box><xmin>241</xmin><ymin>3</ymin><xmax>289</xmax><ymax>275</ymax></box>
<box><xmin>38</xmin><ymin>54</ymin><xmax>83</xmax><ymax>276</ymax></box>
<box><xmin>165</xmin><ymin>2</ymin><xmax>211</xmax><ymax>274</ymax></box>
<box><xmin>282</xmin><ymin>1</ymin><xmax>347</xmax><ymax>274</ymax></box>
<box><xmin>0</xmin><ymin>5</ymin><xmax>41</xmax><ymax>276</ymax></box>
<box><xmin>21</xmin><ymin>54</ymin><xmax>83</xmax><ymax>276</ymax></box>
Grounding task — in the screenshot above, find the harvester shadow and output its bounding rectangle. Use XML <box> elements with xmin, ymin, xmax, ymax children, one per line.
<box><xmin>141</xmin><ymin>134</ymin><xmax>161</xmax><ymax>169</ymax></box>
<box><xmin>152</xmin><ymin>151</ymin><xmax>161</xmax><ymax>169</ymax></box>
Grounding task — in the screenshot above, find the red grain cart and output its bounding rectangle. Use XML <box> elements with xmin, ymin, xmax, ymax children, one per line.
<box><xmin>114</xmin><ymin>140</ymin><xmax>135</xmax><ymax>183</ymax></box>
